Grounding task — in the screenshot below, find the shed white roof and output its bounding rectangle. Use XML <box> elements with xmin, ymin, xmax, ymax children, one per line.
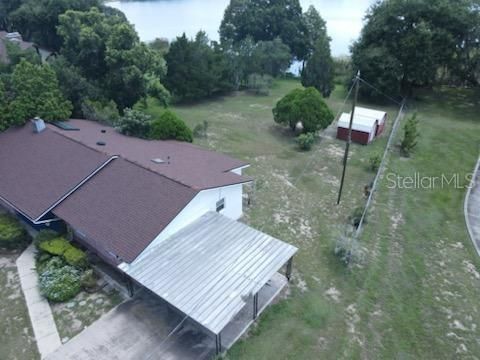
<box><xmin>355</xmin><ymin>106</ymin><xmax>387</xmax><ymax>124</ymax></box>
<box><xmin>338</xmin><ymin>112</ymin><xmax>378</xmax><ymax>133</ymax></box>
<box><xmin>120</xmin><ymin>212</ymin><xmax>297</xmax><ymax>335</ymax></box>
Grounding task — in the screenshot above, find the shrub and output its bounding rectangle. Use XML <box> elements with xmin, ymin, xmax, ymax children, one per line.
<box><xmin>368</xmin><ymin>154</ymin><xmax>381</xmax><ymax>172</ymax></box>
<box><xmin>193</xmin><ymin>120</ymin><xmax>208</xmax><ymax>138</ymax></box>
<box><xmin>37</xmin><ymin>255</ymin><xmax>66</xmax><ymax>274</ymax></box>
<box><xmin>64</xmin><ymin>247</ymin><xmax>88</xmax><ymax>269</ymax></box>
<box><xmin>80</xmin><ymin>269</ymin><xmax>97</xmax><ymax>291</ymax></box>
<box><xmin>39</xmin><ymin>265</ymin><xmax>81</xmax><ymax>302</ymax></box>
<box><xmin>296</xmin><ymin>132</ymin><xmax>316</xmax><ymax>151</ymax></box>
<box><xmin>81</xmin><ymin>99</ymin><xmax>119</xmax><ymax>125</ymax></box>
<box><xmin>334</xmin><ymin>231</ymin><xmax>364</xmax><ymax>266</ymax></box>
<box><xmin>38</xmin><ymin>237</ymin><xmax>72</xmax><ymax>256</ymax></box>
<box><xmin>34</xmin><ymin>229</ymin><xmax>60</xmax><ymax>249</ymax></box>
<box><xmin>273</xmin><ymin>87</ymin><xmax>334</xmax><ymax>133</ymax></box>
<box><xmin>350</xmin><ymin>206</ymin><xmax>366</xmax><ymax>228</ymax></box>
<box><xmin>116</xmin><ymin>108</ymin><xmax>152</xmax><ymax>138</ymax></box>
<box><xmin>400</xmin><ymin>113</ymin><xmax>419</xmax><ymax>156</ymax></box>
<box><xmin>150</xmin><ymin>110</ymin><xmax>193</xmax><ymax>142</ymax></box>
<box><xmin>0</xmin><ymin>214</ymin><xmax>31</xmax><ymax>250</ymax></box>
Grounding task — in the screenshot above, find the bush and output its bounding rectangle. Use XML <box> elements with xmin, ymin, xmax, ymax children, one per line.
<box><xmin>38</xmin><ymin>237</ymin><xmax>71</xmax><ymax>256</ymax></box>
<box><xmin>0</xmin><ymin>214</ymin><xmax>31</xmax><ymax>250</ymax></box>
<box><xmin>273</xmin><ymin>87</ymin><xmax>334</xmax><ymax>133</ymax></box>
<box><xmin>39</xmin><ymin>265</ymin><xmax>81</xmax><ymax>302</ymax></box>
<box><xmin>400</xmin><ymin>113</ymin><xmax>419</xmax><ymax>156</ymax></box>
<box><xmin>193</xmin><ymin>120</ymin><xmax>208</xmax><ymax>138</ymax></box>
<box><xmin>296</xmin><ymin>133</ymin><xmax>316</xmax><ymax>151</ymax></box>
<box><xmin>37</xmin><ymin>255</ymin><xmax>66</xmax><ymax>274</ymax></box>
<box><xmin>64</xmin><ymin>247</ymin><xmax>88</xmax><ymax>268</ymax></box>
<box><xmin>34</xmin><ymin>229</ymin><xmax>60</xmax><ymax>249</ymax></box>
<box><xmin>368</xmin><ymin>154</ymin><xmax>381</xmax><ymax>172</ymax></box>
<box><xmin>350</xmin><ymin>206</ymin><xmax>367</xmax><ymax>228</ymax></box>
<box><xmin>81</xmin><ymin>99</ymin><xmax>119</xmax><ymax>125</ymax></box>
<box><xmin>80</xmin><ymin>269</ymin><xmax>98</xmax><ymax>291</ymax></box>
<box><xmin>334</xmin><ymin>231</ymin><xmax>363</xmax><ymax>266</ymax></box>
<box><xmin>116</xmin><ymin>108</ymin><xmax>152</xmax><ymax>138</ymax></box>
<box><xmin>150</xmin><ymin>110</ymin><xmax>193</xmax><ymax>142</ymax></box>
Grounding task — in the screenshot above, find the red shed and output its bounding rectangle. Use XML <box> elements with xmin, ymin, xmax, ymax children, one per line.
<box><xmin>336</xmin><ymin>106</ymin><xmax>387</xmax><ymax>145</ymax></box>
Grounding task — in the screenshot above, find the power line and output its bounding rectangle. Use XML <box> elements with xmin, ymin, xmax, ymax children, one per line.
<box><xmin>358</xmin><ymin>77</ymin><xmax>403</xmax><ymax>106</ymax></box>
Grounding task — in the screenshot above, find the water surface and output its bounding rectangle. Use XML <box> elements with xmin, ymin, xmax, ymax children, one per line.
<box><xmin>110</xmin><ymin>0</ymin><xmax>375</xmax><ymax>56</ymax></box>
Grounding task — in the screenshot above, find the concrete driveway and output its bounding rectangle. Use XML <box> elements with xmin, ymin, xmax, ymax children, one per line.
<box><xmin>46</xmin><ymin>291</ymin><xmax>216</xmax><ymax>360</ymax></box>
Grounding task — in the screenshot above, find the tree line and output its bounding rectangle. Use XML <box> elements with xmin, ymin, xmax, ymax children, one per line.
<box><xmin>0</xmin><ymin>0</ymin><xmax>479</xmax><ymax>134</ymax></box>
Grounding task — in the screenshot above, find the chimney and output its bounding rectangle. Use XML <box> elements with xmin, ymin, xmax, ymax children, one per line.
<box><xmin>33</xmin><ymin>117</ymin><xmax>46</xmax><ymax>133</ymax></box>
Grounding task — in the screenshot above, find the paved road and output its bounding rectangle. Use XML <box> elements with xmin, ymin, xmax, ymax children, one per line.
<box><xmin>46</xmin><ymin>291</ymin><xmax>215</xmax><ymax>360</ymax></box>
<box><xmin>465</xmin><ymin>158</ymin><xmax>480</xmax><ymax>256</ymax></box>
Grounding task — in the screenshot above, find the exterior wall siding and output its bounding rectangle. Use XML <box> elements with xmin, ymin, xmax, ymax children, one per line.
<box><xmin>336</xmin><ymin>127</ymin><xmax>370</xmax><ymax>145</ymax></box>
<box><xmin>132</xmin><ymin>182</ymin><xmax>245</xmax><ymax>262</ymax></box>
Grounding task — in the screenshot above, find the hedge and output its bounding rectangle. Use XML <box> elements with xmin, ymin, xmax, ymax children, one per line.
<box><xmin>0</xmin><ymin>214</ymin><xmax>31</xmax><ymax>250</ymax></box>
<box><xmin>38</xmin><ymin>237</ymin><xmax>72</xmax><ymax>256</ymax></box>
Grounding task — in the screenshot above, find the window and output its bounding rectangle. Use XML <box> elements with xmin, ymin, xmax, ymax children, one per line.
<box><xmin>216</xmin><ymin>198</ymin><xmax>225</xmax><ymax>212</ymax></box>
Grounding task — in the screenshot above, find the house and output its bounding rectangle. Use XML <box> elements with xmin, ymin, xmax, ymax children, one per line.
<box><xmin>336</xmin><ymin>106</ymin><xmax>387</xmax><ymax>145</ymax></box>
<box><xmin>0</xmin><ymin>31</ymin><xmax>52</xmax><ymax>64</ymax></box>
<box><xmin>0</xmin><ymin>118</ymin><xmax>297</xmax><ymax>353</ymax></box>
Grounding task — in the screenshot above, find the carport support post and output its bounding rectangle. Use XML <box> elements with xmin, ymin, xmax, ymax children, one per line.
<box><xmin>286</xmin><ymin>257</ymin><xmax>293</xmax><ymax>282</ymax></box>
<box><xmin>253</xmin><ymin>293</ymin><xmax>259</xmax><ymax>320</ymax></box>
<box><xmin>215</xmin><ymin>333</ymin><xmax>222</xmax><ymax>355</ymax></box>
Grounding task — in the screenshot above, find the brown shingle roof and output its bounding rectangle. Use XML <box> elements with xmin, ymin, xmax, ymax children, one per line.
<box><xmin>48</xmin><ymin>119</ymin><xmax>251</xmax><ymax>190</ymax></box>
<box><xmin>53</xmin><ymin>158</ymin><xmax>197</xmax><ymax>263</ymax></box>
<box><xmin>0</xmin><ymin>126</ymin><xmax>111</xmax><ymax>220</ymax></box>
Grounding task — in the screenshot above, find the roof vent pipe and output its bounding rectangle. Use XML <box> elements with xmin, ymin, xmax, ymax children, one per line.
<box><xmin>33</xmin><ymin>117</ymin><xmax>46</xmax><ymax>133</ymax></box>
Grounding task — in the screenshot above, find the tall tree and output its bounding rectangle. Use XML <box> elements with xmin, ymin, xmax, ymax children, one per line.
<box><xmin>57</xmin><ymin>7</ymin><xmax>165</xmax><ymax>109</ymax></box>
<box><xmin>7</xmin><ymin>0</ymin><xmax>101</xmax><ymax>50</ymax></box>
<box><xmin>303</xmin><ymin>5</ymin><xmax>328</xmax><ymax>57</ymax></box>
<box><xmin>8</xmin><ymin>59</ymin><xmax>72</xmax><ymax>125</ymax></box>
<box><xmin>0</xmin><ymin>79</ymin><xmax>8</xmax><ymax>131</ymax></box>
<box><xmin>165</xmin><ymin>32</ymin><xmax>233</xmax><ymax>101</ymax></box>
<box><xmin>301</xmin><ymin>6</ymin><xmax>334</xmax><ymax>97</ymax></box>
<box><xmin>351</xmin><ymin>0</ymin><xmax>480</xmax><ymax>98</ymax></box>
<box><xmin>220</xmin><ymin>0</ymin><xmax>308</xmax><ymax>60</ymax></box>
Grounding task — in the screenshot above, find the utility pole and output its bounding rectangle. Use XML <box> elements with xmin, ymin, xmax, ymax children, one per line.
<box><xmin>337</xmin><ymin>71</ymin><xmax>360</xmax><ymax>205</ymax></box>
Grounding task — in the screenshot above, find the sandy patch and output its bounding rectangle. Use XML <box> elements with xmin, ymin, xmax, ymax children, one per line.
<box><xmin>325</xmin><ymin>287</ymin><xmax>341</xmax><ymax>302</ymax></box>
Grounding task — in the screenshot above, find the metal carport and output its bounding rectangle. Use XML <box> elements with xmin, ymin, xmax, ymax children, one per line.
<box><xmin>119</xmin><ymin>211</ymin><xmax>297</xmax><ymax>353</ymax></box>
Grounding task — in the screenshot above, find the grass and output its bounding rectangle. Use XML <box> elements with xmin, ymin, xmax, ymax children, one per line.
<box><xmin>144</xmin><ymin>80</ymin><xmax>480</xmax><ymax>358</ymax></box>
<box><xmin>51</xmin><ymin>287</ymin><xmax>123</xmax><ymax>342</ymax></box>
<box><xmin>0</xmin><ymin>252</ymin><xmax>39</xmax><ymax>360</ymax></box>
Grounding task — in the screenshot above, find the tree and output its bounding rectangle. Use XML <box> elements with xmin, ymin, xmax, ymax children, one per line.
<box><xmin>400</xmin><ymin>113</ymin><xmax>419</xmax><ymax>156</ymax></box>
<box><xmin>351</xmin><ymin>0</ymin><xmax>480</xmax><ymax>98</ymax></box>
<box><xmin>57</xmin><ymin>7</ymin><xmax>166</xmax><ymax>109</ymax></box>
<box><xmin>116</xmin><ymin>108</ymin><xmax>151</xmax><ymax>138</ymax></box>
<box><xmin>301</xmin><ymin>36</ymin><xmax>335</xmax><ymax>97</ymax></box>
<box><xmin>251</xmin><ymin>38</ymin><xmax>291</xmax><ymax>77</ymax></box>
<box><xmin>220</xmin><ymin>0</ymin><xmax>308</xmax><ymax>60</ymax></box>
<box><xmin>272</xmin><ymin>87</ymin><xmax>334</xmax><ymax>133</ymax></box>
<box><xmin>165</xmin><ymin>32</ymin><xmax>234</xmax><ymax>101</ymax></box>
<box><xmin>7</xmin><ymin>0</ymin><xmax>101</xmax><ymax>50</ymax></box>
<box><xmin>303</xmin><ymin>5</ymin><xmax>327</xmax><ymax>57</ymax></box>
<box><xmin>8</xmin><ymin>59</ymin><xmax>72</xmax><ymax>125</ymax></box>
<box><xmin>51</xmin><ymin>56</ymin><xmax>101</xmax><ymax>117</ymax></box>
<box><xmin>150</xmin><ymin>110</ymin><xmax>193</xmax><ymax>142</ymax></box>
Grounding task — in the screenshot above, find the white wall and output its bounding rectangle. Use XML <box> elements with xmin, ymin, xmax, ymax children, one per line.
<box><xmin>125</xmin><ymin>182</ymin><xmax>245</xmax><ymax>266</ymax></box>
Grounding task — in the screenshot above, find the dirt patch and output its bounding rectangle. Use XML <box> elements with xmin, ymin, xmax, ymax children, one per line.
<box><xmin>325</xmin><ymin>287</ymin><xmax>341</xmax><ymax>303</ymax></box>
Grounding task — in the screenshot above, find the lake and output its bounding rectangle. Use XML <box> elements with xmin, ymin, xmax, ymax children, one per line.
<box><xmin>109</xmin><ymin>0</ymin><xmax>375</xmax><ymax>57</ymax></box>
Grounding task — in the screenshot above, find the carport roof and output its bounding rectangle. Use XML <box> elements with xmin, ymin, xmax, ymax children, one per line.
<box><xmin>120</xmin><ymin>212</ymin><xmax>297</xmax><ymax>335</ymax></box>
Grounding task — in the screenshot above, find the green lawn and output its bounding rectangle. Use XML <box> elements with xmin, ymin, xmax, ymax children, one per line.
<box><xmin>0</xmin><ymin>252</ymin><xmax>39</xmax><ymax>360</ymax></box>
<box><xmin>144</xmin><ymin>81</ymin><xmax>480</xmax><ymax>359</ymax></box>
